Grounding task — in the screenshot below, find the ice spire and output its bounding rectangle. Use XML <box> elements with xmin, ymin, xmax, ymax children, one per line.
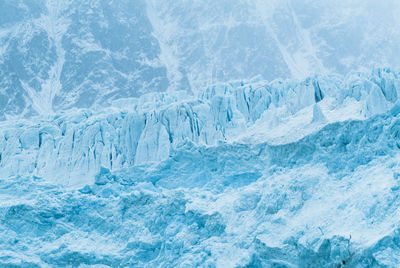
<box><xmin>312</xmin><ymin>103</ymin><xmax>327</xmax><ymax>123</ymax></box>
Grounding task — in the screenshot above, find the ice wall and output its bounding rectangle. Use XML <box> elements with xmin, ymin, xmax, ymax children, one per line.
<box><xmin>0</xmin><ymin>69</ymin><xmax>399</xmax><ymax>186</ymax></box>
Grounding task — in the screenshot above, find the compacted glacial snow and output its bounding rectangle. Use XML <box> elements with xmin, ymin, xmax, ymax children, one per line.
<box><xmin>1</xmin><ymin>69</ymin><xmax>400</xmax><ymax>267</ymax></box>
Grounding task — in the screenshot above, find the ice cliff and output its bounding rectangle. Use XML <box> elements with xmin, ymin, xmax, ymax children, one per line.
<box><xmin>1</xmin><ymin>68</ymin><xmax>399</xmax><ymax>185</ymax></box>
<box><xmin>2</xmin><ymin>68</ymin><xmax>400</xmax><ymax>267</ymax></box>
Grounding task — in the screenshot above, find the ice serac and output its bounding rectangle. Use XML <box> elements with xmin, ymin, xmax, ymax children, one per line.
<box><xmin>311</xmin><ymin>104</ymin><xmax>326</xmax><ymax>123</ymax></box>
<box><xmin>0</xmin><ymin>69</ymin><xmax>399</xmax><ymax>186</ymax></box>
<box><xmin>2</xmin><ymin>69</ymin><xmax>400</xmax><ymax>266</ymax></box>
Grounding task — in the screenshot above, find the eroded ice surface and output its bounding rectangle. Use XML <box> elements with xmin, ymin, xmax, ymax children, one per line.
<box><xmin>1</xmin><ymin>69</ymin><xmax>400</xmax><ymax>266</ymax></box>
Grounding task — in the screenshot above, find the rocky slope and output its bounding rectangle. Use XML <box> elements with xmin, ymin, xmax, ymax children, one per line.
<box><xmin>1</xmin><ymin>0</ymin><xmax>400</xmax><ymax>118</ymax></box>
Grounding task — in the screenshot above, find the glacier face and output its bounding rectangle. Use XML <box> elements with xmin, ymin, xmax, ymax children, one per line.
<box><xmin>2</xmin><ymin>68</ymin><xmax>399</xmax><ymax>185</ymax></box>
<box><xmin>2</xmin><ymin>69</ymin><xmax>400</xmax><ymax>266</ymax></box>
<box><xmin>1</xmin><ymin>0</ymin><xmax>400</xmax><ymax>118</ymax></box>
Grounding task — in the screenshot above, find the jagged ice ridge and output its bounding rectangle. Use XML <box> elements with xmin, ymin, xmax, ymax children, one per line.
<box><xmin>1</xmin><ymin>68</ymin><xmax>400</xmax><ymax>266</ymax></box>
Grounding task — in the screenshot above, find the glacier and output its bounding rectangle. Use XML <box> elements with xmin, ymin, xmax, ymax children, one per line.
<box><xmin>2</xmin><ymin>68</ymin><xmax>400</xmax><ymax>266</ymax></box>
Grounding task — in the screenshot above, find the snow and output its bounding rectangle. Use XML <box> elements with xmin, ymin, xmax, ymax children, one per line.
<box><xmin>1</xmin><ymin>68</ymin><xmax>400</xmax><ymax>266</ymax></box>
<box><xmin>2</xmin><ymin>0</ymin><xmax>400</xmax><ymax>118</ymax></box>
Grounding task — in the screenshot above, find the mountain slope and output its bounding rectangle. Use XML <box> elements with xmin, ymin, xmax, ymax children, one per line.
<box><xmin>1</xmin><ymin>0</ymin><xmax>400</xmax><ymax>118</ymax></box>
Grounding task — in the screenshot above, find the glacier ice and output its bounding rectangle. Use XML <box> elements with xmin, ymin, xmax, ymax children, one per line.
<box><xmin>1</xmin><ymin>69</ymin><xmax>400</xmax><ymax>266</ymax></box>
<box><xmin>0</xmin><ymin>68</ymin><xmax>398</xmax><ymax>185</ymax></box>
<box><xmin>311</xmin><ymin>104</ymin><xmax>327</xmax><ymax>123</ymax></box>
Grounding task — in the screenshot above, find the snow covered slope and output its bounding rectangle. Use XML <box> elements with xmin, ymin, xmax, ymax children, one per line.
<box><xmin>1</xmin><ymin>0</ymin><xmax>400</xmax><ymax>118</ymax></box>
<box><xmin>1</xmin><ymin>68</ymin><xmax>400</xmax><ymax>266</ymax></box>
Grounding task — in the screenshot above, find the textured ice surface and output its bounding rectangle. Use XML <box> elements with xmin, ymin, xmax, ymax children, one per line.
<box><xmin>1</xmin><ymin>69</ymin><xmax>400</xmax><ymax>266</ymax></box>
<box><xmin>1</xmin><ymin>68</ymin><xmax>399</xmax><ymax>185</ymax></box>
<box><xmin>1</xmin><ymin>0</ymin><xmax>400</xmax><ymax>119</ymax></box>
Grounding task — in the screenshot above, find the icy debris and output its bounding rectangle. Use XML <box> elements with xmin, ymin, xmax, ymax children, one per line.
<box><xmin>94</xmin><ymin>167</ymin><xmax>116</xmax><ymax>185</ymax></box>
